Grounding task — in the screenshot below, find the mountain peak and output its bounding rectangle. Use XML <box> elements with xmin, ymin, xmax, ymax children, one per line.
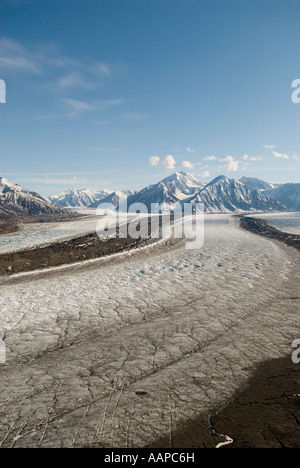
<box><xmin>0</xmin><ymin>177</ymin><xmax>20</xmax><ymax>189</ymax></box>
<box><xmin>49</xmin><ymin>188</ymin><xmax>113</xmax><ymax>208</ymax></box>
<box><xmin>0</xmin><ymin>178</ymin><xmax>68</xmax><ymax>217</ymax></box>
<box><xmin>188</xmin><ymin>174</ymin><xmax>286</xmax><ymax>213</ymax></box>
<box><xmin>239</xmin><ymin>176</ymin><xmax>278</xmax><ymax>191</ymax></box>
<box><xmin>205</xmin><ymin>174</ymin><xmax>233</xmax><ymax>187</ymax></box>
<box><xmin>162</xmin><ymin>172</ymin><xmax>196</xmax><ymax>183</ymax></box>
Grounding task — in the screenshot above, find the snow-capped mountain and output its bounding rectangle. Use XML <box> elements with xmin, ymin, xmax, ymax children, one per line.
<box><xmin>124</xmin><ymin>172</ymin><xmax>205</xmax><ymax>211</ymax></box>
<box><xmin>266</xmin><ymin>183</ymin><xmax>300</xmax><ymax>212</ymax></box>
<box><xmin>239</xmin><ymin>177</ymin><xmax>279</xmax><ymax>192</ymax></box>
<box><xmin>239</xmin><ymin>177</ymin><xmax>300</xmax><ymax>211</ymax></box>
<box><xmin>89</xmin><ymin>190</ymin><xmax>137</xmax><ymax>208</ymax></box>
<box><xmin>7</xmin><ymin>172</ymin><xmax>293</xmax><ymax>221</ymax></box>
<box><xmin>49</xmin><ymin>188</ymin><xmax>112</xmax><ymax>207</ymax></box>
<box><xmin>88</xmin><ymin>173</ymin><xmax>286</xmax><ymax>213</ymax></box>
<box><xmin>186</xmin><ymin>176</ymin><xmax>286</xmax><ymax>213</ymax></box>
<box><xmin>0</xmin><ymin>177</ymin><xmax>68</xmax><ymax>218</ymax></box>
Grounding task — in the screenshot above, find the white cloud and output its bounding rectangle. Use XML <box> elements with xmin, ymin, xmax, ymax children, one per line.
<box><xmin>149</xmin><ymin>155</ymin><xmax>176</xmax><ymax>170</ymax></box>
<box><xmin>249</xmin><ymin>156</ymin><xmax>262</xmax><ymax>161</ymax></box>
<box><xmin>98</xmin><ymin>99</ymin><xmax>125</xmax><ymax>110</ymax></box>
<box><xmin>63</xmin><ymin>98</ymin><xmax>94</xmax><ymax>117</ymax></box>
<box><xmin>219</xmin><ymin>156</ymin><xmax>239</xmax><ymax>172</ymax></box>
<box><xmin>185</xmin><ymin>147</ymin><xmax>195</xmax><ymax>153</ymax></box>
<box><xmin>57</xmin><ymin>72</ymin><xmax>93</xmax><ymax>90</ymax></box>
<box><xmin>19</xmin><ymin>177</ymin><xmax>89</xmax><ymax>185</ymax></box>
<box><xmin>182</xmin><ymin>160</ymin><xmax>195</xmax><ymax>170</ymax></box>
<box><xmin>241</xmin><ymin>154</ymin><xmax>262</xmax><ymax>162</ymax></box>
<box><xmin>220</xmin><ymin>156</ymin><xmax>234</xmax><ymax>162</ymax></box>
<box><xmin>272</xmin><ymin>151</ymin><xmax>289</xmax><ymax>160</ymax></box>
<box><xmin>0</xmin><ymin>37</ymin><xmax>115</xmax><ymax>89</ymax></box>
<box><xmin>92</xmin><ymin>62</ymin><xmax>112</xmax><ymax>77</ymax></box>
<box><xmin>201</xmin><ymin>171</ymin><xmax>210</xmax><ymax>179</ymax></box>
<box><xmin>63</xmin><ymin>97</ymin><xmax>124</xmax><ymax>117</ymax></box>
<box><xmin>149</xmin><ymin>156</ymin><xmax>160</xmax><ymax>167</ymax></box>
<box><xmin>263</xmin><ymin>145</ymin><xmax>276</xmax><ymax>150</ymax></box>
<box><xmin>203</xmin><ymin>155</ymin><xmax>217</xmax><ymax>161</ymax></box>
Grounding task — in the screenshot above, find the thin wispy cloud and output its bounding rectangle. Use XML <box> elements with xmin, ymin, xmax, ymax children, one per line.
<box><xmin>0</xmin><ymin>38</ymin><xmax>41</xmax><ymax>73</ymax></box>
<box><xmin>91</xmin><ymin>62</ymin><xmax>112</xmax><ymax>77</ymax></box>
<box><xmin>57</xmin><ymin>72</ymin><xmax>94</xmax><ymax>90</ymax></box>
<box><xmin>249</xmin><ymin>156</ymin><xmax>262</xmax><ymax>161</ymax></box>
<box><xmin>63</xmin><ymin>97</ymin><xmax>125</xmax><ymax>117</ymax></box>
<box><xmin>63</xmin><ymin>98</ymin><xmax>94</xmax><ymax>117</ymax></box>
<box><xmin>263</xmin><ymin>144</ymin><xmax>276</xmax><ymax>150</ymax></box>
<box><xmin>5</xmin><ymin>170</ymin><xmax>113</xmax><ymax>178</ymax></box>
<box><xmin>98</xmin><ymin>99</ymin><xmax>125</xmax><ymax>109</ymax></box>
<box><xmin>24</xmin><ymin>177</ymin><xmax>89</xmax><ymax>185</ymax></box>
<box><xmin>0</xmin><ymin>37</ymin><xmax>116</xmax><ymax>89</ymax></box>
<box><xmin>242</xmin><ymin>154</ymin><xmax>262</xmax><ymax>161</ymax></box>
<box><xmin>123</xmin><ymin>112</ymin><xmax>149</xmax><ymax>121</ymax></box>
<box><xmin>185</xmin><ymin>147</ymin><xmax>195</xmax><ymax>153</ymax></box>
<box><xmin>263</xmin><ymin>144</ymin><xmax>298</xmax><ymax>161</ymax></box>
<box><xmin>203</xmin><ymin>155</ymin><xmax>217</xmax><ymax>161</ymax></box>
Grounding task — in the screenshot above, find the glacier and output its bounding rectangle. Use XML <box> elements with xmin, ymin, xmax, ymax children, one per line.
<box><xmin>0</xmin><ymin>215</ymin><xmax>299</xmax><ymax>447</ymax></box>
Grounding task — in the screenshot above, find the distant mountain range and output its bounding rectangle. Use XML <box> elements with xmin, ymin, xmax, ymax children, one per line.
<box><xmin>49</xmin><ymin>172</ymin><xmax>291</xmax><ymax>213</ymax></box>
<box><xmin>266</xmin><ymin>183</ymin><xmax>300</xmax><ymax>211</ymax></box>
<box><xmin>1</xmin><ymin>173</ymin><xmax>299</xmax><ymax>221</ymax></box>
<box><xmin>89</xmin><ymin>190</ymin><xmax>137</xmax><ymax>209</ymax></box>
<box><xmin>239</xmin><ymin>177</ymin><xmax>280</xmax><ymax>192</ymax></box>
<box><xmin>126</xmin><ymin>172</ymin><xmax>205</xmax><ymax>211</ymax></box>
<box><xmin>239</xmin><ymin>177</ymin><xmax>300</xmax><ymax>211</ymax></box>
<box><xmin>48</xmin><ymin>188</ymin><xmax>113</xmax><ymax>207</ymax></box>
<box><xmin>186</xmin><ymin>175</ymin><xmax>285</xmax><ymax>213</ymax></box>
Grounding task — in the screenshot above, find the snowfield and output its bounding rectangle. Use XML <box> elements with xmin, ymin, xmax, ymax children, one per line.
<box><xmin>0</xmin><ymin>215</ymin><xmax>299</xmax><ymax>448</ymax></box>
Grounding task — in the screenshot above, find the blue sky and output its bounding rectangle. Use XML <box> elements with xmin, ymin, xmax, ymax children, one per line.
<box><xmin>0</xmin><ymin>0</ymin><xmax>299</xmax><ymax>196</ymax></box>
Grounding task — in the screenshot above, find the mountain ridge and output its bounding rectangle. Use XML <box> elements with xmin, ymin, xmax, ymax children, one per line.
<box><xmin>48</xmin><ymin>188</ymin><xmax>112</xmax><ymax>207</ymax></box>
<box><xmin>0</xmin><ymin>177</ymin><xmax>71</xmax><ymax>219</ymax></box>
<box><xmin>186</xmin><ymin>175</ymin><xmax>286</xmax><ymax>213</ymax></box>
<box><xmin>2</xmin><ymin>173</ymin><xmax>295</xmax><ymax>220</ymax></box>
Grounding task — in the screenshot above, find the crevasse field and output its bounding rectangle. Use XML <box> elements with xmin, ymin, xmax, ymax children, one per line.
<box><xmin>0</xmin><ymin>214</ymin><xmax>299</xmax><ymax>448</ymax></box>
